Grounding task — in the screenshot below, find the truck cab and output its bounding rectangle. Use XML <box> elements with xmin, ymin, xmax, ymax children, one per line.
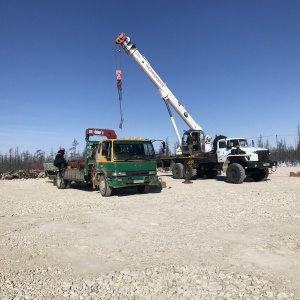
<box><xmin>94</xmin><ymin>138</ymin><xmax>160</xmax><ymax>196</ymax></box>
<box><xmin>214</xmin><ymin>136</ymin><xmax>277</xmax><ymax>183</ymax></box>
<box><xmin>216</xmin><ymin>138</ymin><xmax>249</xmax><ymax>163</ymax></box>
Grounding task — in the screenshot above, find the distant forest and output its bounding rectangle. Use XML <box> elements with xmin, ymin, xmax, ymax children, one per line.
<box><xmin>1</xmin><ymin>128</ymin><xmax>300</xmax><ymax>172</ymax></box>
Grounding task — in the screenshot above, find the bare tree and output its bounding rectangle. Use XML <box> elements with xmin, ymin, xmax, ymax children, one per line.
<box><xmin>161</xmin><ymin>137</ymin><xmax>172</xmax><ymax>156</ymax></box>
<box><xmin>173</xmin><ymin>141</ymin><xmax>180</xmax><ymax>154</ymax></box>
<box><xmin>69</xmin><ymin>138</ymin><xmax>79</xmax><ymax>161</ymax></box>
<box><xmin>257</xmin><ymin>135</ymin><xmax>263</xmax><ymax>148</ymax></box>
<box><xmin>34</xmin><ymin>149</ymin><xmax>45</xmax><ymax>163</ymax></box>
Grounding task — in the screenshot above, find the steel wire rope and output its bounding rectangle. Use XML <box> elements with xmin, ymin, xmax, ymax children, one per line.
<box><xmin>115</xmin><ymin>45</ymin><xmax>124</xmax><ymax>129</ymax></box>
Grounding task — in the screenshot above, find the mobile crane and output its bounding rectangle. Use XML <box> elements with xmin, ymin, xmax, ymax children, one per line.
<box><xmin>115</xmin><ymin>33</ymin><xmax>277</xmax><ymax>183</ymax></box>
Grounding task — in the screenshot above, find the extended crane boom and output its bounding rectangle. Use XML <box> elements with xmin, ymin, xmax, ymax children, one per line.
<box><xmin>115</xmin><ymin>33</ymin><xmax>209</xmax><ymax>150</ymax></box>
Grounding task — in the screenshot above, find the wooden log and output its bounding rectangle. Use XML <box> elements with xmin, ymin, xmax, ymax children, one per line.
<box><xmin>290</xmin><ymin>172</ymin><xmax>300</xmax><ymax>177</ymax></box>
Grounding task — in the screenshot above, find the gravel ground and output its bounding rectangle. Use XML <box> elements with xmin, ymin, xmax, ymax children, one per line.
<box><xmin>0</xmin><ymin>167</ymin><xmax>299</xmax><ymax>299</ymax></box>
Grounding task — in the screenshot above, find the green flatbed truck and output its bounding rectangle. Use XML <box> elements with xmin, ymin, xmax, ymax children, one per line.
<box><xmin>55</xmin><ymin>128</ymin><xmax>163</xmax><ymax>196</ymax></box>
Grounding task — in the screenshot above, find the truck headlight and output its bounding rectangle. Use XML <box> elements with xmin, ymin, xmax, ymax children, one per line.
<box><xmin>112</xmin><ymin>171</ymin><xmax>127</xmax><ymax>176</ymax></box>
<box><xmin>149</xmin><ymin>171</ymin><xmax>156</xmax><ymax>175</ymax></box>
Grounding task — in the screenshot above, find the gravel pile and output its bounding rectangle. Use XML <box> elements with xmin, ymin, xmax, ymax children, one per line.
<box><xmin>0</xmin><ymin>265</ymin><xmax>294</xmax><ymax>299</ymax></box>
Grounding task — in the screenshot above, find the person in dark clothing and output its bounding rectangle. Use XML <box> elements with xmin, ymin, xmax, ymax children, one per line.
<box><xmin>186</xmin><ymin>133</ymin><xmax>193</xmax><ymax>155</ymax></box>
<box><xmin>53</xmin><ymin>148</ymin><xmax>68</xmax><ymax>172</ymax></box>
<box><xmin>230</xmin><ymin>144</ymin><xmax>246</xmax><ymax>155</ymax></box>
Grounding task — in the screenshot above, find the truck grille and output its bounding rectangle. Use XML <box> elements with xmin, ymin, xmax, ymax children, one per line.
<box><xmin>256</xmin><ymin>150</ymin><xmax>269</xmax><ymax>161</ymax></box>
<box><xmin>126</xmin><ymin>170</ymin><xmax>152</xmax><ymax>176</ymax></box>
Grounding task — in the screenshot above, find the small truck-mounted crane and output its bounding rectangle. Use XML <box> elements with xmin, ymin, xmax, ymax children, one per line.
<box><xmin>115</xmin><ymin>33</ymin><xmax>277</xmax><ymax>184</ymax></box>
<box><xmin>55</xmin><ymin>128</ymin><xmax>161</xmax><ymax>196</ymax></box>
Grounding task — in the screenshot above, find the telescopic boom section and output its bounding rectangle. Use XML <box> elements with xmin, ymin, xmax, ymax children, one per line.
<box><xmin>114</xmin><ymin>33</ymin><xmax>203</xmax><ymax>141</ymax></box>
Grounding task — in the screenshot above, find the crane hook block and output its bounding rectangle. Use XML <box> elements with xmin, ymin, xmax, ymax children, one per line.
<box><xmin>116</xmin><ymin>70</ymin><xmax>122</xmax><ymax>81</ymax></box>
<box><xmin>115</xmin><ymin>33</ymin><xmax>127</xmax><ymax>44</ymax></box>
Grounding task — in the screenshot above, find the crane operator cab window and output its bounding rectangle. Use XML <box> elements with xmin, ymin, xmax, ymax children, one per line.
<box><xmin>183</xmin><ymin>131</ymin><xmax>203</xmax><ymax>154</ymax></box>
<box><xmin>192</xmin><ymin>132</ymin><xmax>198</xmax><ymax>151</ymax></box>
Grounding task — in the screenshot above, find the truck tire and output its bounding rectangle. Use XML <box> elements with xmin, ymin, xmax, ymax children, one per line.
<box><xmin>226</xmin><ymin>163</ymin><xmax>246</xmax><ymax>184</ymax></box>
<box><xmin>56</xmin><ymin>174</ymin><xmax>67</xmax><ymax>189</ymax></box>
<box><xmin>99</xmin><ymin>174</ymin><xmax>112</xmax><ymax>197</ymax></box>
<box><xmin>183</xmin><ymin>164</ymin><xmax>193</xmax><ymax>180</ymax></box>
<box><xmin>172</xmin><ymin>163</ymin><xmax>184</xmax><ymax>179</ymax></box>
<box><xmin>251</xmin><ymin>168</ymin><xmax>269</xmax><ymax>182</ymax></box>
<box><xmin>137</xmin><ymin>185</ymin><xmax>150</xmax><ymax>193</ymax></box>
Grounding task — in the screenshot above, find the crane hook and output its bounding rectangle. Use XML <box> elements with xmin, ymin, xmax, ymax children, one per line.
<box><xmin>116</xmin><ymin>70</ymin><xmax>124</xmax><ymax>129</ymax></box>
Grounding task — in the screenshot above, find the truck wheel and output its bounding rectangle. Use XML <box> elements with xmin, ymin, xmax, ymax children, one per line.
<box><xmin>251</xmin><ymin>168</ymin><xmax>269</xmax><ymax>182</ymax></box>
<box><xmin>172</xmin><ymin>163</ymin><xmax>184</xmax><ymax>179</ymax></box>
<box><xmin>205</xmin><ymin>169</ymin><xmax>218</xmax><ymax>179</ymax></box>
<box><xmin>183</xmin><ymin>164</ymin><xmax>193</xmax><ymax>180</ymax></box>
<box><xmin>56</xmin><ymin>174</ymin><xmax>67</xmax><ymax>189</ymax></box>
<box><xmin>226</xmin><ymin>163</ymin><xmax>246</xmax><ymax>184</ymax></box>
<box><xmin>99</xmin><ymin>174</ymin><xmax>112</xmax><ymax>197</ymax></box>
<box><xmin>137</xmin><ymin>185</ymin><xmax>150</xmax><ymax>193</ymax></box>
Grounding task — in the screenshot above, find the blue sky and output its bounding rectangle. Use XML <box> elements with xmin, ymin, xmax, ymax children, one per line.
<box><xmin>1</xmin><ymin>0</ymin><xmax>300</xmax><ymax>155</ymax></box>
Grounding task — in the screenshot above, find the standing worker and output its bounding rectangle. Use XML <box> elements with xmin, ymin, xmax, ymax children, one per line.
<box><xmin>53</xmin><ymin>148</ymin><xmax>68</xmax><ymax>174</ymax></box>
<box><xmin>186</xmin><ymin>133</ymin><xmax>193</xmax><ymax>155</ymax></box>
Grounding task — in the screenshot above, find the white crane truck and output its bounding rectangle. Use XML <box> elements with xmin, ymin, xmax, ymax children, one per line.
<box><xmin>115</xmin><ymin>33</ymin><xmax>277</xmax><ymax>184</ymax></box>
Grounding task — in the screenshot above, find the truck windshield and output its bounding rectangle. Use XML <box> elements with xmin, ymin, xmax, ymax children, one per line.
<box><xmin>113</xmin><ymin>141</ymin><xmax>156</xmax><ymax>161</ymax></box>
<box><xmin>228</xmin><ymin>139</ymin><xmax>249</xmax><ymax>148</ymax></box>
<box><xmin>238</xmin><ymin>139</ymin><xmax>248</xmax><ymax>147</ymax></box>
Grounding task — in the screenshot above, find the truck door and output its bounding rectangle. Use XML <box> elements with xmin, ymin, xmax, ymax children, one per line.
<box><xmin>98</xmin><ymin>141</ymin><xmax>112</xmax><ymax>162</ymax></box>
<box><xmin>216</xmin><ymin>140</ymin><xmax>227</xmax><ymax>163</ymax></box>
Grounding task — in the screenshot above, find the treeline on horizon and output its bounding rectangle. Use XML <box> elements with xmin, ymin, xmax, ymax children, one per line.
<box><xmin>1</xmin><ymin>131</ymin><xmax>300</xmax><ymax>172</ymax></box>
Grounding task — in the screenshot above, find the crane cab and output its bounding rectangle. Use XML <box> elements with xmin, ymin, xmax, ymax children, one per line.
<box><xmin>181</xmin><ymin>130</ymin><xmax>208</xmax><ymax>155</ymax></box>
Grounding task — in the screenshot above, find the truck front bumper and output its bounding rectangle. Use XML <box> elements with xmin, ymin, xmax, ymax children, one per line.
<box><xmin>108</xmin><ymin>175</ymin><xmax>159</xmax><ymax>188</ymax></box>
<box><xmin>246</xmin><ymin>161</ymin><xmax>277</xmax><ymax>169</ymax></box>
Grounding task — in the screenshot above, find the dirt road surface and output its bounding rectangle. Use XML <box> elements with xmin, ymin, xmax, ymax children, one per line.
<box><xmin>0</xmin><ymin>167</ymin><xmax>299</xmax><ymax>299</ymax></box>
